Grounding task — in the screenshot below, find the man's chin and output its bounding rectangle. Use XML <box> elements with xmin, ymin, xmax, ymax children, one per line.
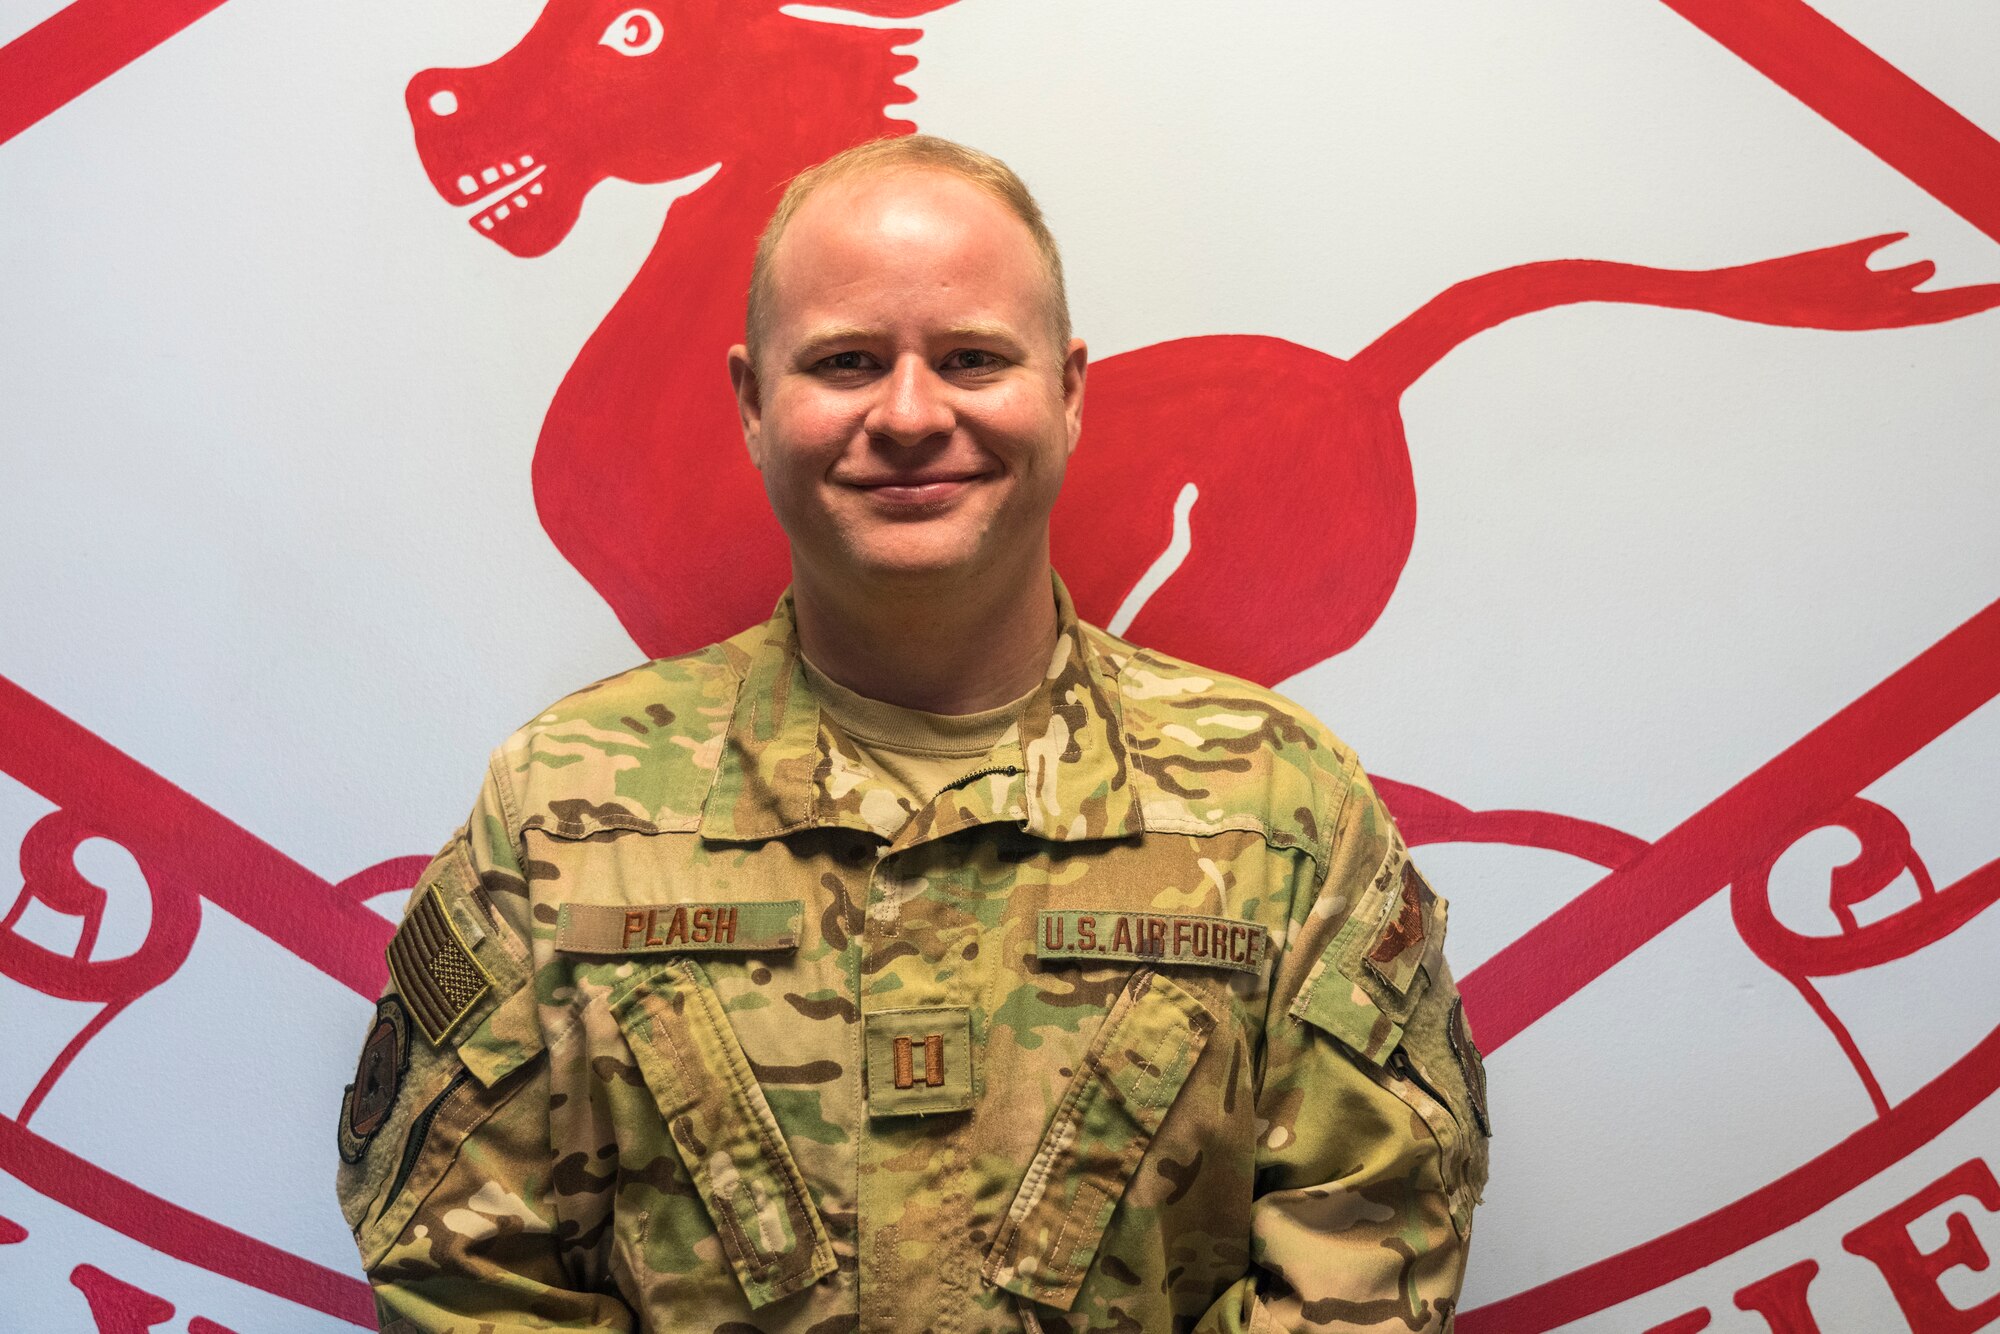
<box><xmin>851</xmin><ymin>552</ymin><xmax>982</xmax><ymax>585</ymax></box>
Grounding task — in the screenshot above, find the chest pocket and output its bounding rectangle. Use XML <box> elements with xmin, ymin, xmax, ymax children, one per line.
<box><xmin>981</xmin><ymin>968</ymin><xmax>1218</xmax><ymax>1313</ymax></box>
<box><xmin>609</xmin><ymin>959</ymin><xmax>836</xmax><ymax>1309</ymax></box>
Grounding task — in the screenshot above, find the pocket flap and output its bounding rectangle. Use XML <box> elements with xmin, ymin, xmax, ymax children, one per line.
<box><xmin>1292</xmin><ymin>851</ymin><xmax>1446</xmax><ymax>1066</ymax></box>
<box><xmin>982</xmin><ymin>968</ymin><xmax>1217</xmax><ymax>1312</ymax></box>
<box><xmin>610</xmin><ymin>961</ymin><xmax>836</xmax><ymax>1309</ymax></box>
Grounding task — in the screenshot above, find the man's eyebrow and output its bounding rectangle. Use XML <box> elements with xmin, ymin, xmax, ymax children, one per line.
<box><xmin>938</xmin><ymin>322</ymin><xmax>1027</xmax><ymax>347</ymax></box>
<box><xmin>791</xmin><ymin>323</ymin><xmax>1031</xmax><ymax>359</ymax></box>
<box><xmin>794</xmin><ymin>325</ymin><xmax>878</xmax><ymax>356</ymax></box>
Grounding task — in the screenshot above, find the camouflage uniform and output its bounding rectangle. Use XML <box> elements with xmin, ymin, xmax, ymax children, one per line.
<box><xmin>335</xmin><ymin>577</ymin><xmax>1490</xmax><ymax>1332</ymax></box>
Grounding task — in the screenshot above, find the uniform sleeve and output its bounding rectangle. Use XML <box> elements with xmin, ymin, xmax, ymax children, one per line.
<box><xmin>333</xmin><ymin>753</ymin><xmax>634</xmax><ymax>1333</ymax></box>
<box><xmin>1197</xmin><ymin>760</ymin><xmax>1492</xmax><ymax>1334</ymax></box>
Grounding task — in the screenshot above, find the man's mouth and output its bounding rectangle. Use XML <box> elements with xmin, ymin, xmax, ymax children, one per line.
<box><xmin>448</xmin><ymin>155</ymin><xmax>548</xmax><ymax>232</ymax></box>
<box><xmin>850</xmin><ymin>475</ymin><xmax>984</xmax><ymax>506</ymax></box>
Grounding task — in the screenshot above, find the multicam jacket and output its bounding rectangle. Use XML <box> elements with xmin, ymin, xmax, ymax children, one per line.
<box><xmin>334</xmin><ymin>579</ymin><xmax>1491</xmax><ymax>1333</ymax></box>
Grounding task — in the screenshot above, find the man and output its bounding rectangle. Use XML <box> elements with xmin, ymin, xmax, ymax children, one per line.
<box><xmin>335</xmin><ymin>134</ymin><xmax>1489</xmax><ymax>1332</ymax></box>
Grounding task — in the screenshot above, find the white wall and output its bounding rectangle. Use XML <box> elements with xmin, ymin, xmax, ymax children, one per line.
<box><xmin>3</xmin><ymin>1</ymin><xmax>1997</xmax><ymax>1329</ymax></box>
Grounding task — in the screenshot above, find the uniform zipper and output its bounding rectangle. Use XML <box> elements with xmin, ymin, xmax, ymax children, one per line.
<box><xmin>378</xmin><ymin>1068</ymin><xmax>474</xmax><ymax>1216</ymax></box>
<box><xmin>1388</xmin><ymin>1047</ymin><xmax>1462</xmax><ymax>1193</ymax></box>
<box><xmin>1390</xmin><ymin>1048</ymin><xmax>1458</xmax><ymax>1131</ymax></box>
<box><xmin>939</xmin><ymin>763</ymin><xmax>1023</xmax><ymax>796</ymax></box>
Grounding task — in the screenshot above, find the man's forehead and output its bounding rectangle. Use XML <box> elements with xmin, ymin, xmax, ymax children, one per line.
<box><xmin>797</xmin><ymin>165</ymin><xmax>1011</xmax><ymax>229</ymax></box>
<box><xmin>764</xmin><ymin>169</ymin><xmax>1048</xmax><ymax>340</ymax></box>
<box><xmin>772</xmin><ymin>168</ymin><xmax>1039</xmax><ymax>287</ymax></box>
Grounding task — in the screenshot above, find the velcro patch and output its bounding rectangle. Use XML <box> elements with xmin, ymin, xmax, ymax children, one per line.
<box><xmin>1365</xmin><ymin>862</ymin><xmax>1437</xmax><ymax>999</ymax></box>
<box><xmin>1037</xmin><ymin>910</ymin><xmax>1269</xmax><ymax>975</ymax></box>
<box><xmin>1450</xmin><ymin>998</ymin><xmax>1492</xmax><ymax>1137</ymax></box>
<box><xmin>864</xmin><ymin>1006</ymin><xmax>974</xmax><ymax>1116</ymax></box>
<box><xmin>337</xmin><ymin>996</ymin><xmax>410</xmax><ymax>1164</ymax></box>
<box><xmin>387</xmin><ymin>886</ymin><xmax>494</xmax><ymax>1047</ymax></box>
<box><xmin>556</xmin><ymin>900</ymin><xmax>803</xmax><ymax>955</ymax></box>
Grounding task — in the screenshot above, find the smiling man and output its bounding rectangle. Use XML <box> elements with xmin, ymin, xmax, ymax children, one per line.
<box><xmin>729</xmin><ymin>146</ymin><xmax>1086</xmax><ymax>721</ymax></box>
<box><xmin>335</xmin><ymin>135</ymin><xmax>1489</xmax><ymax>1334</ymax></box>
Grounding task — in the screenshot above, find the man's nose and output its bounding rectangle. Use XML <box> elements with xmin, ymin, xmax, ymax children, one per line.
<box><xmin>865</xmin><ymin>356</ymin><xmax>955</xmax><ymax>447</ymax></box>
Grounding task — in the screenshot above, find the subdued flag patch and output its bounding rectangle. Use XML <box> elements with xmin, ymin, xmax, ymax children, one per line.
<box><xmin>555</xmin><ymin>900</ymin><xmax>803</xmax><ymax>955</ymax></box>
<box><xmin>387</xmin><ymin>886</ymin><xmax>494</xmax><ymax>1046</ymax></box>
<box><xmin>1036</xmin><ymin>909</ymin><xmax>1270</xmax><ymax>974</ymax></box>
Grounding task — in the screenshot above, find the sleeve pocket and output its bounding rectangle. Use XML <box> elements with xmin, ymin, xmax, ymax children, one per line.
<box><xmin>346</xmin><ymin>1047</ymin><xmax>536</xmax><ymax>1268</ymax></box>
<box><xmin>1290</xmin><ymin>846</ymin><xmax>1487</xmax><ymax>1235</ymax></box>
<box><xmin>1290</xmin><ymin>848</ymin><xmax>1445</xmax><ymax>1065</ymax></box>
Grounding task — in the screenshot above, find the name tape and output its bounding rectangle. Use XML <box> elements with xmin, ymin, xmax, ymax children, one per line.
<box><xmin>1036</xmin><ymin>909</ymin><xmax>1270</xmax><ymax>974</ymax></box>
<box><xmin>557</xmin><ymin>900</ymin><xmax>803</xmax><ymax>955</ymax></box>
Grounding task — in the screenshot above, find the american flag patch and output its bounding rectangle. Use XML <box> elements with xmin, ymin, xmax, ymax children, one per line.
<box><xmin>387</xmin><ymin>885</ymin><xmax>493</xmax><ymax>1046</ymax></box>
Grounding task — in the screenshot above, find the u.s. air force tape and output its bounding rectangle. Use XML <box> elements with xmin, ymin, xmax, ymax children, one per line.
<box><xmin>556</xmin><ymin>901</ymin><xmax>803</xmax><ymax>955</ymax></box>
<box><xmin>1036</xmin><ymin>909</ymin><xmax>1270</xmax><ymax>974</ymax></box>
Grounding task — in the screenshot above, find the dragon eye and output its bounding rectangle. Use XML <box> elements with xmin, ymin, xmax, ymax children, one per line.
<box><xmin>599</xmin><ymin>8</ymin><xmax>663</xmax><ymax>57</ymax></box>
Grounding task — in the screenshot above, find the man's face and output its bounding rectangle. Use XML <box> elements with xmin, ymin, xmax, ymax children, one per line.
<box><xmin>729</xmin><ymin>169</ymin><xmax>1086</xmax><ymax>598</ymax></box>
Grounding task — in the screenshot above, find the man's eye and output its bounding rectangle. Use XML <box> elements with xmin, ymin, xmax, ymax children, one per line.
<box><xmin>946</xmin><ymin>350</ymin><xmax>1001</xmax><ymax>371</ymax></box>
<box><xmin>818</xmin><ymin>352</ymin><xmax>873</xmax><ymax>372</ymax></box>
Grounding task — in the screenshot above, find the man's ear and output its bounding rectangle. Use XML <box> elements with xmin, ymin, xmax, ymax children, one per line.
<box><xmin>727</xmin><ymin>344</ymin><xmax>764</xmax><ymax>468</ymax></box>
<box><xmin>1061</xmin><ymin>338</ymin><xmax>1088</xmax><ymax>456</ymax></box>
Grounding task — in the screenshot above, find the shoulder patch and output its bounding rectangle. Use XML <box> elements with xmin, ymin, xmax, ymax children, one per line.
<box><xmin>337</xmin><ymin>996</ymin><xmax>410</xmax><ymax>1164</ymax></box>
<box><xmin>388</xmin><ymin>886</ymin><xmax>494</xmax><ymax>1046</ymax></box>
<box><xmin>1291</xmin><ymin>844</ymin><xmax>1447</xmax><ymax>1066</ymax></box>
<box><xmin>1449</xmin><ymin>997</ymin><xmax>1492</xmax><ymax>1137</ymax></box>
<box><xmin>1365</xmin><ymin>861</ymin><xmax>1438</xmax><ymax>1001</ymax></box>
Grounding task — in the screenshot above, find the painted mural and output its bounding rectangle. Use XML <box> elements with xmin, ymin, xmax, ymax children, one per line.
<box><xmin>3</xmin><ymin>0</ymin><xmax>1998</xmax><ymax>1329</ymax></box>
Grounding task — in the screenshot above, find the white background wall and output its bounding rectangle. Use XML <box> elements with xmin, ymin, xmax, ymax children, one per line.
<box><xmin>3</xmin><ymin>1</ymin><xmax>1998</xmax><ymax>1329</ymax></box>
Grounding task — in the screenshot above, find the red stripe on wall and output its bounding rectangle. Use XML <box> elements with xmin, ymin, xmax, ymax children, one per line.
<box><xmin>0</xmin><ymin>0</ymin><xmax>230</xmax><ymax>147</ymax></box>
<box><xmin>1660</xmin><ymin>0</ymin><xmax>2000</xmax><ymax>248</ymax></box>
<box><xmin>1461</xmin><ymin>594</ymin><xmax>2000</xmax><ymax>1053</ymax></box>
<box><xmin>0</xmin><ymin>675</ymin><xmax>394</xmax><ymax>1001</ymax></box>
<box><xmin>1457</xmin><ymin>1019</ymin><xmax>2000</xmax><ymax>1332</ymax></box>
<box><xmin>0</xmin><ymin>1114</ymin><xmax>377</xmax><ymax>1326</ymax></box>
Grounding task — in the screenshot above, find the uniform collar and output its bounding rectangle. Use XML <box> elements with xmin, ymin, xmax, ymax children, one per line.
<box><xmin>699</xmin><ymin>572</ymin><xmax>1143</xmax><ymax>846</ymax></box>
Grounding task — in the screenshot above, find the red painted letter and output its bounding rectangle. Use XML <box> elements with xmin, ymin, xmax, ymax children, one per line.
<box><xmin>1845</xmin><ymin>1159</ymin><xmax>2000</xmax><ymax>1333</ymax></box>
<box><xmin>1643</xmin><ymin>1313</ymin><xmax>1712</xmax><ymax>1334</ymax></box>
<box><xmin>70</xmin><ymin>1266</ymin><xmax>175</xmax><ymax>1333</ymax></box>
<box><xmin>1734</xmin><ymin>1260</ymin><xmax>1826</xmax><ymax>1333</ymax></box>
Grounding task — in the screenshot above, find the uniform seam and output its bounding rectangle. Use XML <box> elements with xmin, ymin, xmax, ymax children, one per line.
<box><xmin>1144</xmin><ymin>1027</ymin><xmax>1195</xmax><ymax>1111</ymax></box>
<box><xmin>989</xmin><ymin>1018</ymin><xmax>1104</xmax><ymax>1278</ymax></box>
<box><xmin>1286</xmin><ymin>851</ymin><xmax>1341</xmax><ymax>1021</ymax></box>
<box><xmin>1138</xmin><ymin>816</ymin><xmax>1317</xmax><ymax>867</ymax></box>
<box><xmin>696</xmin><ymin>665</ymin><xmax>751</xmax><ymax>835</ymax></box>
<box><xmin>488</xmin><ymin>747</ymin><xmax>525</xmax><ymax>857</ymax></box>
<box><xmin>1045</xmin><ymin>1176</ymin><xmax>1108</xmax><ymax>1289</ymax></box>
<box><xmin>1321</xmin><ymin>747</ymin><xmax>1366</xmax><ymax>872</ymax></box>
<box><xmin>527</xmin><ymin>816</ymin><xmax>701</xmax><ymax>841</ymax></box>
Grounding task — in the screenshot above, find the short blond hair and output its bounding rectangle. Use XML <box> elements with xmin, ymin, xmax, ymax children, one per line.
<box><xmin>745</xmin><ymin>135</ymin><xmax>1071</xmax><ymax>362</ymax></box>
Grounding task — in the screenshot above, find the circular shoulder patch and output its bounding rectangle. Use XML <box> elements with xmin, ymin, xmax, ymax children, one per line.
<box><xmin>338</xmin><ymin>996</ymin><xmax>411</xmax><ymax>1164</ymax></box>
<box><xmin>1448</xmin><ymin>997</ymin><xmax>1491</xmax><ymax>1137</ymax></box>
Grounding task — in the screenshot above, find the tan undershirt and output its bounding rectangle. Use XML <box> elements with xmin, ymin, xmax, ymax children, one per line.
<box><xmin>801</xmin><ymin>654</ymin><xmax>1032</xmax><ymax>834</ymax></box>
